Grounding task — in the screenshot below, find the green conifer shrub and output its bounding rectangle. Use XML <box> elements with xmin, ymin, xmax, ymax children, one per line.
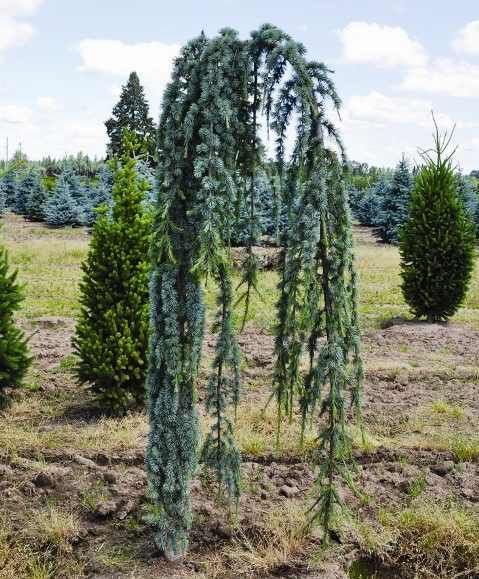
<box><xmin>0</xmin><ymin>233</ymin><xmax>31</xmax><ymax>407</ymax></box>
<box><xmin>44</xmin><ymin>175</ymin><xmax>82</xmax><ymax>227</ymax></box>
<box><xmin>400</xmin><ymin>121</ymin><xmax>476</xmax><ymax>322</ymax></box>
<box><xmin>72</xmin><ymin>136</ymin><xmax>151</xmax><ymax>412</ymax></box>
<box><xmin>375</xmin><ymin>156</ymin><xmax>412</xmax><ymax>244</ymax></box>
<box><xmin>23</xmin><ymin>170</ymin><xmax>47</xmax><ymax>221</ymax></box>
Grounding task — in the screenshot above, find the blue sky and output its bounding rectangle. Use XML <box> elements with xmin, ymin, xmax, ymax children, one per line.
<box><xmin>1</xmin><ymin>0</ymin><xmax>479</xmax><ymax>170</ymax></box>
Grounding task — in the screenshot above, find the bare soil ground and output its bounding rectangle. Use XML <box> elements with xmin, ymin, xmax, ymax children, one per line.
<box><xmin>1</xmin><ymin>215</ymin><xmax>478</xmax><ymax>578</ymax></box>
<box><xmin>1</xmin><ymin>317</ymin><xmax>478</xmax><ymax>578</ymax></box>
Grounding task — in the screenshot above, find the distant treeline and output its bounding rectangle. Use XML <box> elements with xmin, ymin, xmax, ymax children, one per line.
<box><xmin>346</xmin><ymin>159</ymin><xmax>479</xmax><ymax>243</ymax></box>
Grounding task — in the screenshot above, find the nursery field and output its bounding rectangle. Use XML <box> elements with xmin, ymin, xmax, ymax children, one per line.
<box><xmin>1</xmin><ymin>212</ymin><xmax>479</xmax><ymax>578</ymax></box>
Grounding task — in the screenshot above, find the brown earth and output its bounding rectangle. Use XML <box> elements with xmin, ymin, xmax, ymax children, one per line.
<box><xmin>0</xmin><ymin>316</ymin><xmax>478</xmax><ymax>578</ymax></box>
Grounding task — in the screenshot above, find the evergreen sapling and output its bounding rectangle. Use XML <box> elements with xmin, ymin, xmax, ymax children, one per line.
<box><xmin>0</xmin><ymin>233</ymin><xmax>31</xmax><ymax>407</ymax></box>
<box><xmin>400</xmin><ymin>121</ymin><xmax>476</xmax><ymax>321</ymax></box>
<box><xmin>73</xmin><ymin>136</ymin><xmax>151</xmax><ymax>411</ymax></box>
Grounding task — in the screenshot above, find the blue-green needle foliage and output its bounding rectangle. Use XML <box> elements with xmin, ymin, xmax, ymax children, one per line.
<box><xmin>73</xmin><ymin>135</ymin><xmax>152</xmax><ymax>412</ymax></box>
<box><xmin>147</xmin><ymin>24</ymin><xmax>362</xmax><ymax>559</ymax></box>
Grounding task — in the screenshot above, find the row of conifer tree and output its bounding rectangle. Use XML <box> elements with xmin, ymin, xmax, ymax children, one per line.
<box><xmin>348</xmin><ymin>156</ymin><xmax>479</xmax><ymax>243</ymax></box>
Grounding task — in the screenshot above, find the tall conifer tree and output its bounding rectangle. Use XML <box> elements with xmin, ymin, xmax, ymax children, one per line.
<box><xmin>73</xmin><ymin>134</ymin><xmax>151</xmax><ymax>411</ymax></box>
<box><xmin>105</xmin><ymin>72</ymin><xmax>156</xmax><ymax>164</ymax></box>
<box><xmin>147</xmin><ymin>25</ymin><xmax>362</xmax><ymax>560</ymax></box>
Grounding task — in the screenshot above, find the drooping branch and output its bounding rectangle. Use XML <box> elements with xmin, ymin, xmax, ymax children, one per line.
<box><xmin>147</xmin><ymin>24</ymin><xmax>362</xmax><ymax>560</ymax></box>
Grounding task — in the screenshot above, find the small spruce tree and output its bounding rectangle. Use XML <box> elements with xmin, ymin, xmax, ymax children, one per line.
<box><xmin>355</xmin><ymin>176</ymin><xmax>390</xmax><ymax>227</ymax></box>
<box><xmin>0</xmin><ymin>233</ymin><xmax>31</xmax><ymax>407</ymax></box>
<box><xmin>2</xmin><ymin>170</ymin><xmax>17</xmax><ymax>209</ymax></box>
<box><xmin>375</xmin><ymin>156</ymin><xmax>412</xmax><ymax>243</ymax></box>
<box><xmin>72</xmin><ymin>136</ymin><xmax>151</xmax><ymax>411</ymax></box>
<box><xmin>0</xmin><ymin>181</ymin><xmax>5</xmax><ymax>215</ymax></box>
<box><xmin>400</xmin><ymin>121</ymin><xmax>476</xmax><ymax>322</ymax></box>
<box><xmin>24</xmin><ymin>172</ymin><xmax>48</xmax><ymax>221</ymax></box>
<box><xmin>44</xmin><ymin>175</ymin><xmax>82</xmax><ymax>227</ymax></box>
<box><xmin>17</xmin><ymin>169</ymin><xmax>45</xmax><ymax>220</ymax></box>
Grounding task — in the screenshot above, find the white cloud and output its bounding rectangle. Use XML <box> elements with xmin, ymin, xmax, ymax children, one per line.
<box><xmin>337</xmin><ymin>21</ymin><xmax>428</xmax><ymax>68</ymax></box>
<box><xmin>452</xmin><ymin>20</ymin><xmax>479</xmax><ymax>55</ymax></box>
<box><xmin>342</xmin><ymin>91</ymin><xmax>455</xmax><ymax>129</ymax></box>
<box><xmin>0</xmin><ymin>0</ymin><xmax>44</xmax><ymax>16</ymax></box>
<box><xmin>0</xmin><ymin>0</ymin><xmax>43</xmax><ymax>58</ymax></box>
<box><xmin>400</xmin><ymin>58</ymin><xmax>479</xmax><ymax>97</ymax></box>
<box><xmin>0</xmin><ymin>104</ymin><xmax>32</xmax><ymax>124</ymax></box>
<box><xmin>77</xmin><ymin>38</ymin><xmax>180</xmax><ymax>102</ymax></box>
<box><xmin>37</xmin><ymin>96</ymin><xmax>60</xmax><ymax>112</ymax></box>
<box><xmin>0</xmin><ymin>16</ymin><xmax>34</xmax><ymax>54</ymax></box>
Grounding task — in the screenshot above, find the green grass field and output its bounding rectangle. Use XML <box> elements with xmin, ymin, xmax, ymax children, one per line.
<box><xmin>5</xmin><ymin>213</ymin><xmax>479</xmax><ymax>330</ymax></box>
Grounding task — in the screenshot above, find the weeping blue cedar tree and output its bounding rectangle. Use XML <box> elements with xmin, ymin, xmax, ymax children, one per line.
<box><xmin>146</xmin><ymin>25</ymin><xmax>362</xmax><ymax>560</ymax></box>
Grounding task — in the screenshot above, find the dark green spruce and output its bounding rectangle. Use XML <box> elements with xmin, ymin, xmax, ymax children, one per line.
<box><xmin>400</xmin><ymin>121</ymin><xmax>476</xmax><ymax>322</ymax></box>
<box><xmin>105</xmin><ymin>72</ymin><xmax>157</xmax><ymax>165</ymax></box>
<box><xmin>0</xmin><ymin>231</ymin><xmax>31</xmax><ymax>407</ymax></box>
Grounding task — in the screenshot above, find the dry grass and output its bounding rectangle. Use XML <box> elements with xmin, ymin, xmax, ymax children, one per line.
<box><xmin>0</xmin><ymin>510</ymin><xmax>83</xmax><ymax>579</ymax></box>
<box><xmin>0</xmin><ymin>409</ymin><xmax>147</xmax><ymax>459</ymax></box>
<box><xmin>235</xmin><ymin>401</ymin><xmax>317</xmax><ymax>459</ymax></box>
<box><xmin>380</xmin><ymin>501</ymin><xmax>479</xmax><ymax>577</ymax></box>
<box><xmin>349</xmin><ymin>501</ymin><xmax>479</xmax><ymax>578</ymax></box>
<box><xmin>202</xmin><ymin>500</ymin><xmax>312</xmax><ymax>578</ymax></box>
<box><xmin>30</xmin><ymin>506</ymin><xmax>81</xmax><ymax>553</ymax></box>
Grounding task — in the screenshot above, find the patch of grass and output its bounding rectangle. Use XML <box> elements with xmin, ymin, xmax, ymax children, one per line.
<box><xmin>406</xmin><ymin>473</ymin><xmax>427</xmax><ymax>498</ymax></box>
<box><xmin>431</xmin><ymin>399</ymin><xmax>465</xmax><ymax>419</ymax></box>
<box><xmin>31</xmin><ymin>506</ymin><xmax>80</xmax><ymax>552</ymax></box>
<box><xmin>204</xmin><ymin>500</ymin><xmax>310</xmax><ymax>577</ymax></box>
<box><xmin>452</xmin><ymin>435</ymin><xmax>479</xmax><ymax>462</ymax></box>
<box><xmin>58</xmin><ymin>354</ymin><xmax>77</xmax><ymax>371</ymax></box>
<box><xmin>80</xmin><ymin>480</ymin><xmax>111</xmax><ymax>512</ymax></box>
<box><xmin>0</xmin><ymin>410</ymin><xmax>147</xmax><ymax>458</ymax></box>
<box><xmin>381</xmin><ymin>501</ymin><xmax>479</xmax><ymax>577</ymax></box>
<box><xmin>350</xmin><ymin>501</ymin><xmax>479</xmax><ymax>578</ymax></box>
<box><xmin>94</xmin><ymin>545</ymin><xmax>137</xmax><ymax>570</ymax></box>
<box><xmin>235</xmin><ymin>403</ymin><xmax>315</xmax><ymax>459</ymax></box>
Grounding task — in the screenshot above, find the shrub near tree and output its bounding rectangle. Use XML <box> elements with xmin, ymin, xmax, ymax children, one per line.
<box><xmin>0</xmin><ymin>232</ymin><xmax>31</xmax><ymax>407</ymax></box>
<box><xmin>2</xmin><ymin>170</ymin><xmax>17</xmax><ymax>209</ymax></box>
<box><xmin>375</xmin><ymin>156</ymin><xmax>412</xmax><ymax>244</ymax></box>
<box><xmin>400</xmin><ymin>121</ymin><xmax>476</xmax><ymax>322</ymax></box>
<box><xmin>72</xmin><ymin>135</ymin><xmax>151</xmax><ymax>412</ymax></box>
<box><xmin>44</xmin><ymin>174</ymin><xmax>82</xmax><ymax>227</ymax></box>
